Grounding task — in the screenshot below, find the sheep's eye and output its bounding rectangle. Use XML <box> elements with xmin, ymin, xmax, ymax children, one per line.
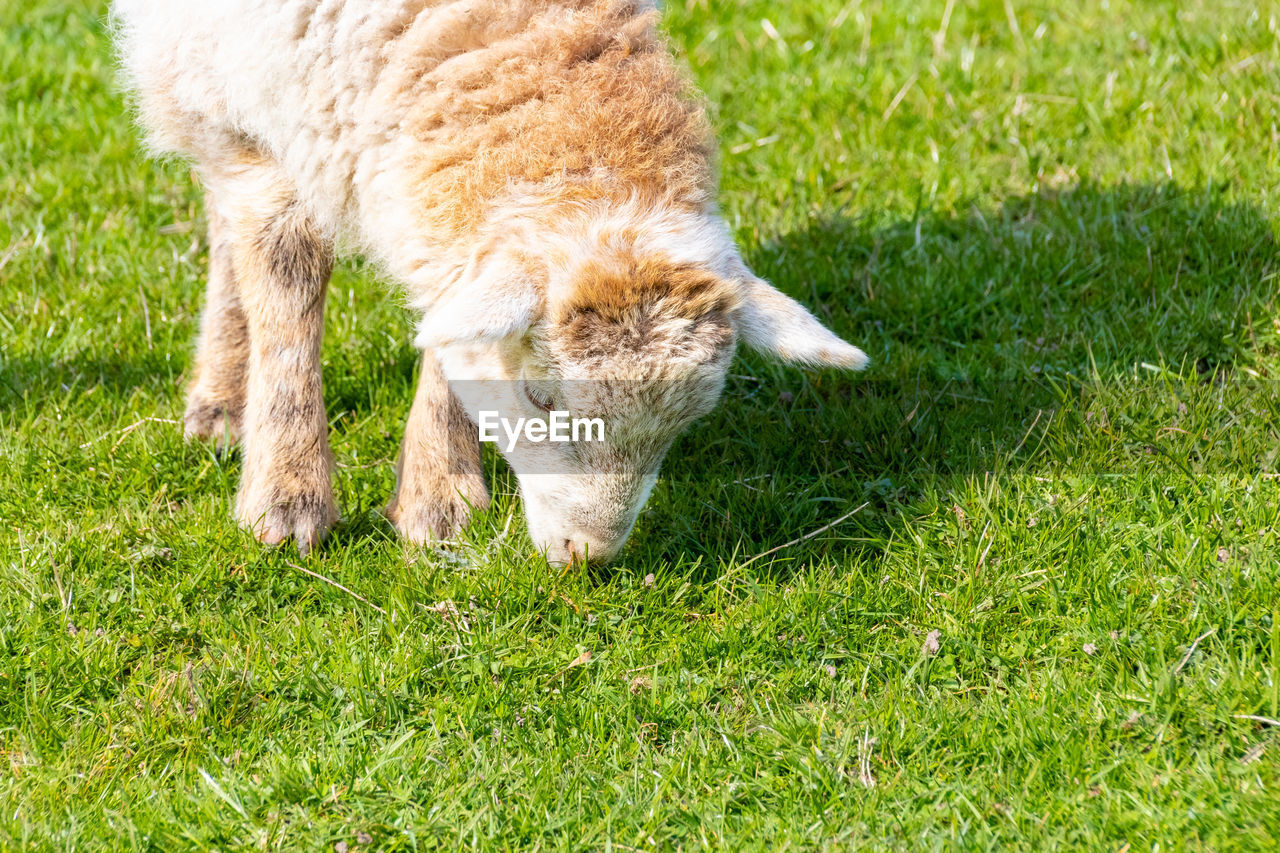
<box><xmin>524</xmin><ymin>382</ymin><xmax>554</xmax><ymax>413</ymax></box>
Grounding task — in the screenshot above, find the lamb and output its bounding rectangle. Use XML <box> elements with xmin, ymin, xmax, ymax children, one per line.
<box><xmin>111</xmin><ymin>0</ymin><xmax>868</xmax><ymax>565</ymax></box>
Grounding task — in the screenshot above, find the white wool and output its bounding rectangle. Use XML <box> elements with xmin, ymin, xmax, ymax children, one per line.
<box><xmin>112</xmin><ymin>3</ymin><xmax>704</xmax><ymax>305</ymax></box>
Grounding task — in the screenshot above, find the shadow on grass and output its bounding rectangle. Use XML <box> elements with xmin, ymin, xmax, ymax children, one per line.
<box><xmin>0</xmin><ymin>350</ymin><xmax>181</xmax><ymax>413</ymax></box>
<box><xmin>622</xmin><ymin>181</ymin><xmax>1280</xmax><ymax>575</ymax></box>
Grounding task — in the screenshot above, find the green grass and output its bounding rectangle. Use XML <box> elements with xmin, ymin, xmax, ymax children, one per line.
<box><xmin>3</xmin><ymin>0</ymin><xmax>1280</xmax><ymax>848</ymax></box>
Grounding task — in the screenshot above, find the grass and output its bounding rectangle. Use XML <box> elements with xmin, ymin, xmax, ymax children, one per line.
<box><xmin>3</xmin><ymin>0</ymin><xmax>1280</xmax><ymax>848</ymax></box>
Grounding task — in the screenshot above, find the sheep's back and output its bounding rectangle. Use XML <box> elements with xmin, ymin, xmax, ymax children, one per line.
<box><xmin>112</xmin><ymin>1</ymin><xmax>710</xmax><ymax>257</ymax></box>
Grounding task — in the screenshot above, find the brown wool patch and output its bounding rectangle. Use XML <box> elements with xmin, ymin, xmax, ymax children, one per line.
<box><xmin>553</xmin><ymin>257</ymin><xmax>737</xmax><ymax>361</ymax></box>
<box><xmin>399</xmin><ymin>3</ymin><xmax>715</xmax><ymax>238</ymax></box>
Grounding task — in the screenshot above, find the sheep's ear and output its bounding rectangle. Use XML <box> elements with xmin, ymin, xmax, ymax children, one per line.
<box><xmin>735</xmin><ymin>277</ymin><xmax>868</xmax><ymax>369</ymax></box>
<box><xmin>415</xmin><ymin>260</ymin><xmax>542</xmax><ymax>349</ymax></box>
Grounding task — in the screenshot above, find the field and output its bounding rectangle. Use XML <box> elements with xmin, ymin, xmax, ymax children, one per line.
<box><xmin>3</xmin><ymin>0</ymin><xmax>1280</xmax><ymax>848</ymax></box>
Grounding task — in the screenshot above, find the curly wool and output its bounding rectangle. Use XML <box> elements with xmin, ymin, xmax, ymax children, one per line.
<box><xmin>112</xmin><ymin>0</ymin><xmax>715</xmax><ymax>307</ymax></box>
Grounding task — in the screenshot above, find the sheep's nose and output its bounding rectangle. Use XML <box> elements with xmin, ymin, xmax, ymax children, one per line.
<box><xmin>544</xmin><ymin>534</ymin><xmax>623</xmax><ymax>567</ymax></box>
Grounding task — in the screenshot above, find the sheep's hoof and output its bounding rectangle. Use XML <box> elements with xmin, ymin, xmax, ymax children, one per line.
<box><xmin>386</xmin><ymin>470</ymin><xmax>488</xmax><ymax>545</ymax></box>
<box><xmin>183</xmin><ymin>397</ymin><xmax>243</xmax><ymax>449</ymax></box>
<box><xmin>238</xmin><ymin>490</ymin><xmax>337</xmax><ymax>556</ymax></box>
<box><xmin>386</xmin><ymin>490</ymin><xmax>482</xmax><ymax>545</ymax></box>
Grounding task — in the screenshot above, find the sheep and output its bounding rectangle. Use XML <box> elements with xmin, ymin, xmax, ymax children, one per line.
<box><xmin>111</xmin><ymin>0</ymin><xmax>868</xmax><ymax>565</ymax></box>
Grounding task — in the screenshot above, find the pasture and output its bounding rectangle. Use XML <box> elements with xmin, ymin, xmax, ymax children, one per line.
<box><xmin>2</xmin><ymin>0</ymin><xmax>1280</xmax><ymax>847</ymax></box>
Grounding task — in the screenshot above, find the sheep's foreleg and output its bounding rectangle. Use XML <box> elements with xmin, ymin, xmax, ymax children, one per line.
<box><xmin>386</xmin><ymin>350</ymin><xmax>489</xmax><ymax>543</ymax></box>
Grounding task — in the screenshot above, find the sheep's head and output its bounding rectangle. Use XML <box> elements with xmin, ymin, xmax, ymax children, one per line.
<box><xmin>418</xmin><ymin>219</ymin><xmax>867</xmax><ymax>565</ymax></box>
